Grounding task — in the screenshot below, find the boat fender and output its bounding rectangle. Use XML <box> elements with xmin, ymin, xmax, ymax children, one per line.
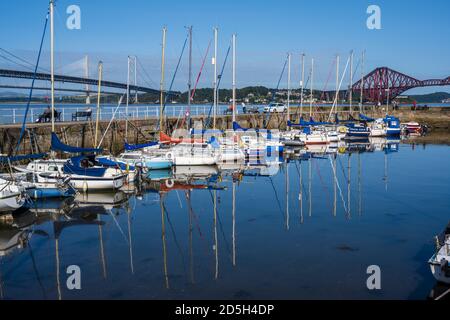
<box><xmin>165</xmin><ymin>179</ymin><xmax>174</xmax><ymax>188</ymax></box>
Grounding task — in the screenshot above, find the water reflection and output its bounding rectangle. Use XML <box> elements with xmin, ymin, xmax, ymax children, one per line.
<box><xmin>0</xmin><ymin>137</ymin><xmax>449</xmax><ymax>299</ymax></box>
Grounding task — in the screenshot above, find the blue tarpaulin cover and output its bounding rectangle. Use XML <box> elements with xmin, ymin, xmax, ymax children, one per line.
<box><xmin>51</xmin><ymin>133</ymin><xmax>103</xmax><ymax>153</ymax></box>
<box><xmin>0</xmin><ymin>153</ymin><xmax>47</xmax><ymax>163</ymax></box>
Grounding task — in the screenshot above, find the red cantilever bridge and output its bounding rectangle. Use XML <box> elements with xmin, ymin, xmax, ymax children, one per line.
<box><xmin>327</xmin><ymin>67</ymin><xmax>450</xmax><ymax>103</ymax></box>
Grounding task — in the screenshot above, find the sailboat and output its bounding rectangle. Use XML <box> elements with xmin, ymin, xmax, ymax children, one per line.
<box><xmin>429</xmin><ymin>222</ymin><xmax>450</xmax><ymax>285</ymax></box>
<box><xmin>154</xmin><ymin>27</ymin><xmax>218</xmax><ymax>166</ymax></box>
<box><xmin>0</xmin><ymin>178</ymin><xmax>25</xmax><ymax>213</ymax></box>
<box><xmin>17</xmin><ymin>2</ymin><xmax>127</xmax><ymax>192</ymax></box>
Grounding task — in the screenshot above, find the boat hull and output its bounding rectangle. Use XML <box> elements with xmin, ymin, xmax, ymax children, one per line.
<box><xmin>0</xmin><ymin>193</ymin><xmax>24</xmax><ymax>213</ymax></box>
<box><xmin>27</xmin><ymin>187</ymin><xmax>75</xmax><ymax>199</ymax></box>
<box><xmin>429</xmin><ymin>258</ymin><xmax>450</xmax><ymax>285</ymax></box>
<box><xmin>144</xmin><ymin>160</ymin><xmax>173</xmax><ymax>170</ymax></box>
<box><xmin>68</xmin><ymin>174</ymin><xmax>126</xmax><ymax>191</ymax></box>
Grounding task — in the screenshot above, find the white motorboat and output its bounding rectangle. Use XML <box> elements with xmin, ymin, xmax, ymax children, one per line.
<box><xmin>369</xmin><ymin>119</ymin><xmax>387</xmax><ymax>137</ymax></box>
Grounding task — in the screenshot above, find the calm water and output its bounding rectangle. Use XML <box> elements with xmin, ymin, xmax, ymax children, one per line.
<box><xmin>1</xmin><ymin>141</ymin><xmax>450</xmax><ymax>300</ymax></box>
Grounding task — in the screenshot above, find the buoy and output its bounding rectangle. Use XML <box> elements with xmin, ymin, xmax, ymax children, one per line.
<box><xmin>165</xmin><ymin>179</ymin><xmax>174</xmax><ymax>188</ymax></box>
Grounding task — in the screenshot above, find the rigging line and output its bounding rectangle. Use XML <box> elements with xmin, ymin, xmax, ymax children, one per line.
<box><xmin>157</xmin><ymin>35</ymin><xmax>188</xmax><ymax>131</ymax></box>
<box><xmin>319</xmin><ymin>57</ymin><xmax>337</xmax><ymax>100</ymax></box>
<box><xmin>294</xmin><ymin>160</ymin><xmax>309</xmax><ymax>199</ymax></box>
<box><xmin>107</xmin><ymin>209</ymin><xmax>129</xmax><ymax>245</ymax></box>
<box><xmin>208</xmin><ymin>190</ymin><xmax>231</xmax><ymax>256</ymax></box>
<box><xmin>162</xmin><ymin>201</ymin><xmax>188</xmax><ymax>278</ymax></box>
<box><xmin>329</xmin><ymin>155</ymin><xmax>348</xmax><ymax>215</ymax></box>
<box><xmin>184</xmin><ymin>191</ymin><xmax>205</xmax><ymax>241</ymax></box>
<box><xmin>312</xmin><ymin>157</ymin><xmax>333</xmax><ymax>212</ymax></box>
<box><xmin>15</xmin><ymin>10</ymin><xmax>49</xmax><ymax>154</ymax></box>
<box><xmin>264</xmin><ymin>57</ymin><xmax>288</xmax><ymax>128</ymax></box>
<box><xmin>163</xmin><ymin>35</ymin><xmax>188</xmax><ymax>112</ymax></box>
<box><xmin>268</xmin><ymin>176</ymin><xmax>285</xmax><ymax>220</ymax></box>
<box><xmin>338</xmin><ymin>155</ymin><xmax>348</xmax><ymax>182</ymax></box>
<box><xmin>205</xmin><ymin>44</ymin><xmax>231</xmax><ymax>128</ymax></box>
<box><xmin>27</xmin><ymin>239</ymin><xmax>48</xmax><ymax>299</ymax></box>
<box><xmin>190</xmin><ymin>39</ymin><xmax>212</xmax><ymax>101</ymax></box>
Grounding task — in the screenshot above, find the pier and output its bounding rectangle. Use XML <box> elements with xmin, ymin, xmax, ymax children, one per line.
<box><xmin>1</xmin><ymin>106</ymin><xmax>449</xmax><ymax>156</ymax></box>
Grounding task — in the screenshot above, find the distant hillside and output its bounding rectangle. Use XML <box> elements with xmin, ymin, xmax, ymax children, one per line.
<box><xmin>408</xmin><ymin>92</ymin><xmax>450</xmax><ymax>103</ymax></box>
<box><xmin>1</xmin><ymin>87</ymin><xmax>449</xmax><ymax>104</ymax></box>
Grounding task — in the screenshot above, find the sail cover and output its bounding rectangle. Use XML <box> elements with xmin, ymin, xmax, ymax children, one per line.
<box><xmin>0</xmin><ymin>153</ymin><xmax>47</xmax><ymax>163</ymax></box>
<box><xmin>359</xmin><ymin>113</ymin><xmax>375</xmax><ymax>122</ymax></box>
<box><xmin>124</xmin><ymin>141</ymin><xmax>159</xmax><ymax>151</ymax></box>
<box><xmin>51</xmin><ymin>133</ymin><xmax>102</xmax><ymax>153</ymax></box>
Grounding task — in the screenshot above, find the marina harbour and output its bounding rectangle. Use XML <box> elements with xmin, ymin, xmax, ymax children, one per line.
<box><xmin>1</xmin><ymin>0</ymin><xmax>450</xmax><ymax>304</ymax></box>
<box><xmin>1</xmin><ymin>138</ymin><xmax>449</xmax><ymax>300</ymax></box>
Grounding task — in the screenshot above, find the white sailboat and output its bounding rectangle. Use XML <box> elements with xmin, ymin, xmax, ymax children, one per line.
<box><xmin>0</xmin><ymin>178</ymin><xmax>25</xmax><ymax>213</ymax></box>
<box><xmin>429</xmin><ymin>229</ymin><xmax>450</xmax><ymax>285</ymax></box>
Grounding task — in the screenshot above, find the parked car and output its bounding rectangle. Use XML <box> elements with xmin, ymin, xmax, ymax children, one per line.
<box><xmin>243</xmin><ymin>105</ymin><xmax>260</xmax><ymax>114</ymax></box>
<box><xmin>263</xmin><ymin>103</ymin><xmax>287</xmax><ymax>113</ymax></box>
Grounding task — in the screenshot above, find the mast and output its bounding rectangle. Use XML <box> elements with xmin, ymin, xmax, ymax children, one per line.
<box><xmin>159</xmin><ymin>27</ymin><xmax>167</xmax><ymax>132</ymax></box>
<box><xmin>187</xmin><ymin>190</ymin><xmax>194</xmax><ymax>283</ymax></box>
<box><xmin>358</xmin><ymin>152</ymin><xmax>362</xmax><ymax>216</ymax></box>
<box><xmin>213</xmin><ymin>190</ymin><xmax>218</xmax><ymax>279</ymax></box>
<box><xmin>333</xmin><ymin>155</ymin><xmax>337</xmax><ymax>217</ymax></box>
<box><xmin>126</xmin><ymin>55</ymin><xmax>130</xmax><ymax>138</ymax></box>
<box><xmin>287</xmin><ymin>53</ymin><xmax>291</xmax><ymax>127</ymax></box>
<box><xmin>213</xmin><ymin>27</ymin><xmax>218</xmax><ymax>130</ymax></box>
<box><xmin>299</xmin><ymin>161</ymin><xmax>304</xmax><ymax>224</ymax></box>
<box><xmin>359</xmin><ymin>50</ymin><xmax>365</xmax><ymax>114</ymax></box>
<box><xmin>127</xmin><ymin>208</ymin><xmax>134</xmax><ymax>274</ymax></box>
<box><xmin>232</xmin><ymin>34</ymin><xmax>237</xmax><ymax>123</ymax></box>
<box><xmin>308</xmin><ymin>156</ymin><xmax>312</xmax><ymax>217</ymax></box>
<box><xmin>50</xmin><ymin>0</ymin><xmax>55</xmax><ymax>132</ymax></box>
<box><xmin>187</xmin><ymin>26</ymin><xmax>192</xmax><ymax>129</ymax></box>
<box><xmin>94</xmin><ymin>61</ymin><xmax>103</xmax><ymax>148</ymax></box>
<box><xmin>309</xmin><ymin>58</ymin><xmax>314</xmax><ymax>118</ymax></box>
<box><xmin>335</xmin><ymin>55</ymin><xmax>340</xmax><ymax>118</ymax></box>
<box><xmin>232</xmin><ymin>179</ymin><xmax>236</xmax><ymax>266</ymax></box>
<box><xmin>55</xmin><ymin>238</ymin><xmax>61</xmax><ymax>300</ymax></box>
<box><xmin>300</xmin><ymin>53</ymin><xmax>305</xmax><ymax>117</ymax></box>
<box><xmin>285</xmin><ymin>161</ymin><xmax>290</xmax><ymax>230</ymax></box>
<box><xmin>347</xmin><ymin>153</ymin><xmax>351</xmax><ymax>218</ymax></box>
<box><xmin>349</xmin><ymin>50</ymin><xmax>354</xmax><ymax>116</ymax></box>
<box><xmin>160</xmin><ymin>194</ymin><xmax>169</xmax><ymax>289</ymax></box>
<box><xmin>98</xmin><ymin>217</ymin><xmax>107</xmax><ymax>279</ymax></box>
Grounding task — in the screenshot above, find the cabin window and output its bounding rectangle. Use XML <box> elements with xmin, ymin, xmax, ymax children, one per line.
<box><xmin>48</xmin><ymin>166</ymin><xmax>58</xmax><ymax>172</ymax></box>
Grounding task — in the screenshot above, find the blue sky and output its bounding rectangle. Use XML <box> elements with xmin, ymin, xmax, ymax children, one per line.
<box><xmin>0</xmin><ymin>0</ymin><xmax>449</xmax><ymax>94</ymax></box>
